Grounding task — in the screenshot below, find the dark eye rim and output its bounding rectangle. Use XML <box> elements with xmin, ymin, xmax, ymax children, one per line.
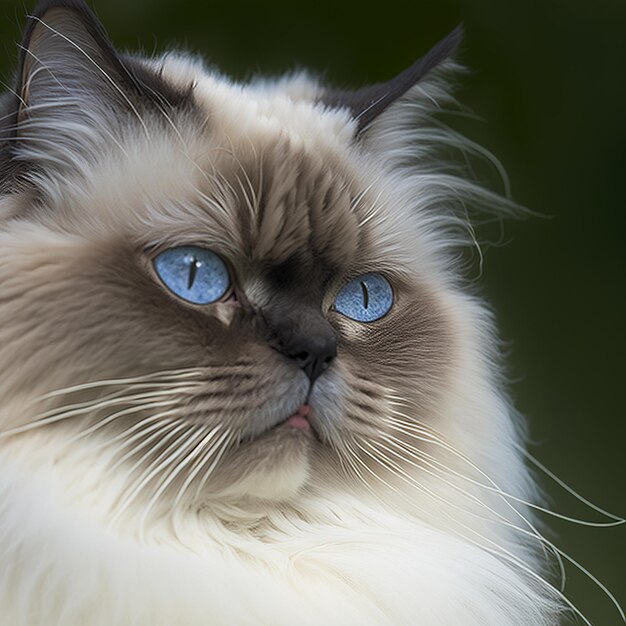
<box><xmin>148</xmin><ymin>245</ymin><xmax>237</xmax><ymax>306</ymax></box>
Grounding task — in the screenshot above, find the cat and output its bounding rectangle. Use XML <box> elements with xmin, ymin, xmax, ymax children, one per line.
<box><xmin>0</xmin><ymin>1</ymin><xmax>618</xmax><ymax>625</ymax></box>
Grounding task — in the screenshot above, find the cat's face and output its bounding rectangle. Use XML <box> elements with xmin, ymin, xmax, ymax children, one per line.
<box><xmin>0</xmin><ymin>3</ymin><xmax>463</xmax><ymax>521</ymax></box>
<box><xmin>2</xmin><ymin>99</ymin><xmax>454</xmax><ymax>502</ymax></box>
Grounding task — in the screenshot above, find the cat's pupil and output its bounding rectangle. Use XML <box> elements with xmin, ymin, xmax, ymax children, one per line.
<box><xmin>186</xmin><ymin>255</ymin><xmax>201</xmax><ymax>290</ymax></box>
<box><xmin>360</xmin><ymin>281</ymin><xmax>369</xmax><ymax>309</ymax></box>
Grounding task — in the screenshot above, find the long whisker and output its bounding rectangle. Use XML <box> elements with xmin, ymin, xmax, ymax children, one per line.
<box><xmin>372</xmin><ymin>432</ymin><xmax>563</xmax><ymax>581</ymax></box>
<box><xmin>109</xmin><ymin>422</ymin><xmax>191</xmax><ymax>527</ymax></box>
<box><xmin>137</xmin><ymin>425</ymin><xmax>217</xmax><ymax>538</ymax></box>
<box><xmin>348</xmin><ymin>438</ymin><xmax>592</xmax><ymax>626</ymax></box>
<box><xmin>343</xmin><ymin>436</ymin><xmax>440</xmax><ymax>517</ymax></box>
<box><xmin>34</xmin><ymin>368</ymin><xmax>206</xmax><ymax>401</ymax></box>
<box><xmin>346</xmin><ymin>433</ymin><xmax>569</xmax><ymax>618</ymax></box>
<box><xmin>192</xmin><ymin>430</ymin><xmax>235</xmax><ymax>499</ymax></box>
<box><xmin>107</xmin><ymin>417</ymin><xmax>183</xmax><ymax>474</ymax></box>
<box><xmin>375</xmin><ymin>407</ymin><xmax>625</xmax><ymax>621</ymax></box>
<box><xmin>382</xmin><ymin>421</ymin><xmax>623</xmax><ymax>599</ymax></box>
<box><xmin>383</xmin><ymin>415</ymin><xmax>621</xmax><ymax>600</ymax></box>
<box><xmin>515</xmin><ymin>442</ymin><xmax>625</xmax><ymax>524</ymax></box>
<box><xmin>66</xmin><ymin>400</ymin><xmax>182</xmax><ymax>445</ymax></box>
<box><xmin>383</xmin><ymin>405</ymin><xmax>625</xmax><ymax>527</ymax></box>
<box><xmin>0</xmin><ymin>388</ymin><xmax>190</xmax><ymax>439</ymax></box>
<box><xmin>174</xmin><ymin>428</ymin><xmax>229</xmax><ymax>507</ymax></box>
<box><xmin>95</xmin><ymin>414</ymin><xmax>179</xmax><ymax>454</ymax></box>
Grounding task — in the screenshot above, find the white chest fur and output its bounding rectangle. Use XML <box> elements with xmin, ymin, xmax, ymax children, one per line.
<box><xmin>0</xmin><ymin>453</ymin><xmax>559</xmax><ymax>626</ymax></box>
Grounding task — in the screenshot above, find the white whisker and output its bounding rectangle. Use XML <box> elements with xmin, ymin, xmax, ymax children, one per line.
<box><xmin>377</xmin><ymin>389</ymin><xmax>625</xmax><ymax>623</ymax></box>
<box><xmin>67</xmin><ymin>400</ymin><xmax>181</xmax><ymax>445</ymax></box>
<box><xmin>138</xmin><ymin>425</ymin><xmax>216</xmax><ymax>537</ymax></box>
<box><xmin>516</xmin><ymin>443</ymin><xmax>625</xmax><ymax>524</ymax></box>
<box><xmin>386</xmin><ymin>414</ymin><xmax>624</xmax><ymax>527</ymax></box>
<box><xmin>351</xmin><ymin>437</ymin><xmax>594</xmax><ymax>626</ymax></box>
<box><xmin>110</xmin><ymin>424</ymin><xmax>191</xmax><ymax>526</ymax></box>
<box><xmin>107</xmin><ymin>417</ymin><xmax>183</xmax><ymax>474</ymax></box>
<box><xmin>35</xmin><ymin>368</ymin><xmax>205</xmax><ymax>401</ymax></box>
<box><xmin>373</xmin><ymin>432</ymin><xmax>562</xmax><ymax>579</ymax></box>
<box><xmin>192</xmin><ymin>430</ymin><xmax>234</xmax><ymax>499</ymax></box>
<box><xmin>0</xmin><ymin>389</ymin><xmax>187</xmax><ymax>439</ymax></box>
<box><xmin>173</xmin><ymin>427</ymin><xmax>228</xmax><ymax>507</ymax></box>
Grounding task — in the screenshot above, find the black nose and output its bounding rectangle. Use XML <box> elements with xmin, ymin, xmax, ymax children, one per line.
<box><xmin>287</xmin><ymin>334</ymin><xmax>337</xmax><ymax>383</ymax></box>
<box><xmin>262</xmin><ymin>298</ymin><xmax>338</xmax><ymax>384</ymax></box>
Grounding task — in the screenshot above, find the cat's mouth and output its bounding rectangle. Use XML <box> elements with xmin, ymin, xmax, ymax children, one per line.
<box><xmin>275</xmin><ymin>404</ymin><xmax>313</xmax><ymax>433</ymax></box>
<box><xmin>243</xmin><ymin>403</ymin><xmax>318</xmax><ymax>443</ymax></box>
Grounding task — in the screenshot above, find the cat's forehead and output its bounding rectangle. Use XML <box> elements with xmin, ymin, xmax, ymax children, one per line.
<box><xmin>46</xmin><ymin>72</ymin><xmax>409</xmax><ymax>279</ymax></box>
<box><xmin>192</xmin><ymin>74</ymin><xmax>362</xmax><ymax>267</ymax></box>
<box><xmin>200</xmin><ymin>136</ymin><xmax>360</xmax><ymax>273</ymax></box>
<box><xmin>141</xmin><ymin>79</ymin><xmax>366</xmax><ymax>274</ymax></box>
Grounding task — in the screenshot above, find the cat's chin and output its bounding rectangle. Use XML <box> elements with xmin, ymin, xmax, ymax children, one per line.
<box><xmin>213</xmin><ymin>425</ymin><xmax>315</xmax><ymax>502</ymax></box>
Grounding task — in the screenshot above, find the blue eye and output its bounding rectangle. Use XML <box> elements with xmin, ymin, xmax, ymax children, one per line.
<box><xmin>153</xmin><ymin>246</ymin><xmax>231</xmax><ymax>305</ymax></box>
<box><xmin>334</xmin><ymin>273</ymin><xmax>393</xmax><ymax>322</ymax></box>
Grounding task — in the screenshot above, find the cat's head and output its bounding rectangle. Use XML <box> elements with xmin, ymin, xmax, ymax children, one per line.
<box><xmin>0</xmin><ymin>1</ymin><xmax>519</xmax><ymax>527</ymax></box>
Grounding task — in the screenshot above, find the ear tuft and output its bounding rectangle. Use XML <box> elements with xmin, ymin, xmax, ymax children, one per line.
<box><xmin>322</xmin><ymin>24</ymin><xmax>463</xmax><ymax>135</ymax></box>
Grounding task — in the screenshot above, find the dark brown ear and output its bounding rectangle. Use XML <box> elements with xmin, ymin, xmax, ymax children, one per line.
<box><xmin>0</xmin><ymin>0</ymin><xmax>193</xmax><ymax>190</ymax></box>
<box><xmin>15</xmin><ymin>0</ymin><xmax>132</xmax><ymax>124</ymax></box>
<box><xmin>14</xmin><ymin>0</ymin><xmax>189</xmax><ymax>125</ymax></box>
<box><xmin>321</xmin><ymin>25</ymin><xmax>463</xmax><ymax>135</ymax></box>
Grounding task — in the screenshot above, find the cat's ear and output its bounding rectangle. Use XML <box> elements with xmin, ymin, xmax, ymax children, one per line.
<box><xmin>321</xmin><ymin>25</ymin><xmax>463</xmax><ymax>137</ymax></box>
<box><xmin>15</xmin><ymin>1</ymin><xmax>136</xmax><ymax>130</ymax></box>
<box><xmin>7</xmin><ymin>0</ymin><xmax>190</xmax><ymax>177</ymax></box>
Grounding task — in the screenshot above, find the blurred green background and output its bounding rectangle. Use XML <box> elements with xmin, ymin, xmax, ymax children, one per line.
<box><xmin>1</xmin><ymin>0</ymin><xmax>624</xmax><ymax>622</ymax></box>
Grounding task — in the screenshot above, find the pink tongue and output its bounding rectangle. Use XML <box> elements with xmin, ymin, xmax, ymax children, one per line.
<box><xmin>286</xmin><ymin>405</ymin><xmax>311</xmax><ymax>431</ymax></box>
<box><xmin>286</xmin><ymin>415</ymin><xmax>310</xmax><ymax>430</ymax></box>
